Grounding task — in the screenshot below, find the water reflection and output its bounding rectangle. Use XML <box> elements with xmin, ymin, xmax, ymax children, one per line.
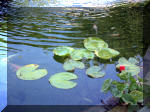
<box><xmin>4</xmin><ymin>6</ymin><xmax>143</xmax><ymax>58</ymax></box>
<box><xmin>12</xmin><ymin>0</ymin><xmax>117</xmax><ymax>7</ymax></box>
<box><xmin>0</xmin><ymin>3</ymin><xmax>144</xmax><ymax>106</ymax></box>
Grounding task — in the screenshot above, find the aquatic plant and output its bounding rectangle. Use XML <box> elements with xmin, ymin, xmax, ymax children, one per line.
<box><xmin>16</xmin><ymin>37</ymin><xmax>120</xmax><ymax>89</ymax></box>
<box><xmin>86</xmin><ymin>66</ymin><xmax>105</xmax><ymax>78</ymax></box>
<box><xmin>16</xmin><ymin>64</ymin><xmax>48</xmax><ymax>80</ymax></box>
<box><xmin>84</xmin><ymin>37</ymin><xmax>108</xmax><ymax>51</ymax></box>
<box><xmin>116</xmin><ymin>57</ymin><xmax>140</xmax><ymax>76</ymax></box>
<box><xmin>49</xmin><ymin>72</ymin><xmax>78</xmax><ymax>89</ymax></box>
<box><xmin>101</xmin><ymin>57</ymin><xmax>143</xmax><ymax>105</ymax></box>
<box><xmin>53</xmin><ymin>37</ymin><xmax>120</xmax><ymax>60</ymax></box>
<box><xmin>95</xmin><ymin>48</ymin><xmax>120</xmax><ymax>59</ymax></box>
<box><xmin>70</xmin><ymin>48</ymin><xmax>94</xmax><ymax>60</ymax></box>
<box><xmin>53</xmin><ymin>46</ymin><xmax>74</xmax><ymax>56</ymax></box>
<box><xmin>50</xmin><ymin>37</ymin><xmax>119</xmax><ymax>89</ymax></box>
<box><xmin>63</xmin><ymin>59</ymin><xmax>85</xmax><ymax>71</ymax></box>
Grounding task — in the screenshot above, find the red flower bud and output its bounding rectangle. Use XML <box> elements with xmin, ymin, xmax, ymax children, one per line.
<box><xmin>119</xmin><ymin>65</ymin><xmax>125</xmax><ymax>71</ymax></box>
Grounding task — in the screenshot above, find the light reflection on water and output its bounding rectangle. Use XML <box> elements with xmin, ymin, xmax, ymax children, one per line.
<box><xmin>0</xmin><ymin>24</ymin><xmax>7</xmax><ymax>110</ymax></box>
<box><xmin>12</xmin><ymin>0</ymin><xmax>117</xmax><ymax>7</ymax></box>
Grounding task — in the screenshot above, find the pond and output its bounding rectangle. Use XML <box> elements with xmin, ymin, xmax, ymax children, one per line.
<box><xmin>0</xmin><ymin>3</ymin><xmax>143</xmax><ymax>106</ymax></box>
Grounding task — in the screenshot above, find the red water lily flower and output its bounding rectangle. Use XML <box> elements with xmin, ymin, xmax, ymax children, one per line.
<box><xmin>119</xmin><ymin>65</ymin><xmax>125</xmax><ymax>72</ymax></box>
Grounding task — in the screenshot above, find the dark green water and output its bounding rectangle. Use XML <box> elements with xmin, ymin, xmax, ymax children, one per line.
<box><xmin>0</xmin><ymin>5</ymin><xmax>143</xmax><ymax>105</ymax></box>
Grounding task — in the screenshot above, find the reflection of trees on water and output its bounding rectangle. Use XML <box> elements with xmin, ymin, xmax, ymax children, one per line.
<box><xmin>0</xmin><ymin>2</ymin><xmax>145</xmax><ymax>58</ymax></box>
<box><xmin>71</xmin><ymin>4</ymin><xmax>143</xmax><ymax>58</ymax></box>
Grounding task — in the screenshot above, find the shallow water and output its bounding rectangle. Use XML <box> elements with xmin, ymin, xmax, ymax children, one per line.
<box><xmin>0</xmin><ymin>5</ymin><xmax>143</xmax><ymax>105</ymax></box>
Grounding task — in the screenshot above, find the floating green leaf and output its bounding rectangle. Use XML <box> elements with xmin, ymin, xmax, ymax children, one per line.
<box><xmin>63</xmin><ymin>59</ymin><xmax>85</xmax><ymax>71</ymax></box>
<box><xmin>95</xmin><ymin>48</ymin><xmax>120</xmax><ymax>59</ymax></box>
<box><xmin>53</xmin><ymin>46</ymin><xmax>74</xmax><ymax>56</ymax></box>
<box><xmin>16</xmin><ymin>64</ymin><xmax>48</xmax><ymax>80</ymax></box>
<box><xmin>49</xmin><ymin>72</ymin><xmax>78</xmax><ymax>89</ymax></box>
<box><xmin>116</xmin><ymin>57</ymin><xmax>140</xmax><ymax>76</ymax></box>
<box><xmin>86</xmin><ymin>66</ymin><xmax>105</xmax><ymax>78</ymax></box>
<box><xmin>70</xmin><ymin>49</ymin><xmax>94</xmax><ymax>60</ymax></box>
<box><xmin>101</xmin><ymin>79</ymin><xmax>112</xmax><ymax>93</ymax></box>
<box><xmin>84</xmin><ymin>37</ymin><xmax>108</xmax><ymax>51</ymax></box>
<box><xmin>128</xmin><ymin>57</ymin><xmax>139</xmax><ymax>65</ymax></box>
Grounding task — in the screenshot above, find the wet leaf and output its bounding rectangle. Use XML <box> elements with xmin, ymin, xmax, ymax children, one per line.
<box><xmin>112</xmin><ymin>81</ymin><xmax>128</xmax><ymax>92</ymax></box>
<box><xmin>53</xmin><ymin>55</ymin><xmax>66</xmax><ymax>64</ymax></box>
<box><xmin>16</xmin><ymin>64</ymin><xmax>48</xmax><ymax>80</ymax></box>
<box><xmin>116</xmin><ymin>57</ymin><xmax>140</xmax><ymax>76</ymax></box>
<box><xmin>70</xmin><ymin>49</ymin><xmax>94</xmax><ymax>60</ymax></box>
<box><xmin>63</xmin><ymin>59</ymin><xmax>85</xmax><ymax>71</ymax></box>
<box><xmin>130</xmin><ymin>90</ymin><xmax>143</xmax><ymax>103</ymax></box>
<box><xmin>95</xmin><ymin>48</ymin><xmax>120</xmax><ymax>59</ymax></box>
<box><xmin>53</xmin><ymin>46</ymin><xmax>74</xmax><ymax>56</ymax></box>
<box><xmin>122</xmin><ymin>94</ymin><xmax>136</xmax><ymax>104</ymax></box>
<box><xmin>128</xmin><ymin>57</ymin><xmax>139</xmax><ymax>65</ymax></box>
<box><xmin>49</xmin><ymin>72</ymin><xmax>78</xmax><ymax>89</ymax></box>
<box><xmin>86</xmin><ymin>66</ymin><xmax>105</xmax><ymax>78</ymax></box>
<box><xmin>84</xmin><ymin>37</ymin><xmax>108</xmax><ymax>51</ymax></box>
<box><xmin>111</xmin><ymin>81</ymin><xmax>128</xmax><ymax>98</ymax></box>
<box><xmin>111</xmin><ymin>87</ymin><xmax>123</xmax><ymax>98</ymax></box>
<box><xmin>101</xmin><ymin>79</ymin><xmax>112</xmax><ymax>93</ymax></box>
<box><xmin>117</xmin><ymin>71</ymin><xmax>131</xmax><ymax>81</ymax></box>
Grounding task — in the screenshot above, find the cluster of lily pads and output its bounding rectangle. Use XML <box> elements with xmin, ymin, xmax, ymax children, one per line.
<box><xmin>16</xmin><ymin>37</ymin><xmax>143</xmax><ymax>105</ymax></box>
<box><xmin>50</xmin><ymin>37</ymin><xmax>120</xmax><ymax>89</ymax></box>
<box><xmin>16</xmin><ymin>37</ymin><xmax>120</xmax><ymax>89</ymax></box>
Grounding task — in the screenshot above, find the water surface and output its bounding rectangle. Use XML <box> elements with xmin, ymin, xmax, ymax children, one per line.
<box><xmin>0</xmin><ymin>6</ymin><xmax>143</xmax><ymax>105</ymax></box>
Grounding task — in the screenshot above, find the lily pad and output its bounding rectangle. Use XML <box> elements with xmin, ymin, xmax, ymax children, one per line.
<box><xmin>84</xmin><ymin>37</ymin><xmax>108</xmax><ymax>51</ymax></box>
<box><xmin>116</xmin><ymin>57</ymin><xmax>140</xmax><ymax>76</ymax></box>
<box><xmin>95</xmin><ymin>48</ymin><xmax>120</xmax><ymax>59</ymax></box>
<box><xmin>63</xmin><ymin>59</ymin><xmax>85</xmax><ymax>71</ymax></box>
<box><xmin>16</xmin><ymin>64</ymin><xmax>48</xmax><ymax>80</ymax></box>
<box><xmin>128</xmin><ymin>57</ymin><xmax>139</xmax><ymax>65</ymax></box>
<box><xmin>53</xmin><ymin>46</ymin><xmax>74</xmax><ymax>56</ymax></box>
<box><xmin>49</xmin><ymin>72</ymin><xmax>78</xmax><ymax>89</ymax></box>
<box><xmin>70</xmin><ymin>49</ymin><xmax>94</xmax><ymax>60</ymax></box>
<box><xmin>86</xmin><ymin>66</ymin><xmax>105</xmax><ymax>78</ymax></box>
